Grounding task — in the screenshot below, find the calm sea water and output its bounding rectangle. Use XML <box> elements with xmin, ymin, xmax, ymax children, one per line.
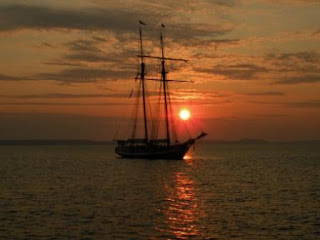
<box><xmin>0</xmin><ymin>142</ymin><xmax>319</xmax><ymax>239</ymax></box>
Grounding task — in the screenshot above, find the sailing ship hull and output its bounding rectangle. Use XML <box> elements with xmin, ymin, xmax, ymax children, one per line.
<box><xmin>115</xmin><ymin>143</ymin><xmax>191</xmax><ymax>160</ymax></box>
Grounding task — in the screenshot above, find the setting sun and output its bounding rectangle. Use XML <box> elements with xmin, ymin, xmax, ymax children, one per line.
<box><xmin>179</xmin><ymin>109</ymin><xmax>191</xmax><ymax>121</ymax></box>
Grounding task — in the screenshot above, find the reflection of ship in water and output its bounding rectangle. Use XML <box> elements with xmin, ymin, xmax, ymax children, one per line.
<box><xmin>159</xmin><ymin>171</ymin><xmax>206</xmax><ymax>239</ymax></box>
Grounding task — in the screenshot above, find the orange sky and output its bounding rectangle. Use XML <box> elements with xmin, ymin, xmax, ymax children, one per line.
<box><xmin>0</xmin><ymin>0</ymin><xmax>319</xmax><ymax>141</ymax></box>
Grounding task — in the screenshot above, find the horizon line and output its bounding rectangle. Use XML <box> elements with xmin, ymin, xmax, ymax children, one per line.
<box><xmin>0</xmin><ymin>138</ymin><xmax>319</xmax><ymax>145</ymax></box>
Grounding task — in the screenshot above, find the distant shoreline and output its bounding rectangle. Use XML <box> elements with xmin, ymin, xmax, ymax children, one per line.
<box><xmin>206</xmin><ymin>139</ymin><xmax>320</xmax><ymax>144</ymax></box>
<box><xmin>0</xmin><ymin>139</ymin><xmax>319</xmax><ymax>145</ymax></box>
<box><xmin>0</xmin><ymin>140</ymin><xmax>113</xmax><ymax>145</ymax></box>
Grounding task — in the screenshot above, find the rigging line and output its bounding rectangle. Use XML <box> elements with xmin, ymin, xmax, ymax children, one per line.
<box><xmin>190</xmin><ymin>118</ymin><xmax>204</xmax><ymax>133</ymax></box>
<box><xmin>167</xmin><ymin>84</ymin><xmax>178</xmax><ymax>142</ymax></box>
<box><xmin>183</xmin><ymin>121</ymin><xmax>192</xmax><ymax>139</ymax></box>
<box><xmin>149</xmin><ymin>58</ymin><xmax>161</xmax><ymax>140</ymax></box>
<box><xmin>113</xmin><ymin>121</ymin><xmax>121</xmax><ymax>140</ymax></box>
<box><xmin>128</xmin><ymin>40</ymin><xmax>144</xmax><ymax>140</ymax></box>
<box><xmin>151</xmin><ymin>83</ymin><xmax>161</xmax><ymax>140</ymax></box>
<box><xmin>189</xmin><ymin>81</ymin><xmax>204</xmax><ymax>133</ymax></box>
<box><xmin>152</xmin><ymin>63</ymin><xmax>161</xmax><ymax>139</ymax></box>
<box><xmin>150</xmin><ymin>70</ymin><xmax>161</xmax><ymax>139</ymax></box>
<box><xmin>149</xmin><ymin>81</ymin><xmax>155</xmax><ymax>139</ymax></box>
<box><xmin>152</xmin><ymin>80</ymin><xmax>160</xmax><ymax>139</ymax></box>
<box><xmin>156</xmin><ymin>82</ymin><xmax>163</xmax><ymax>140</ymax></box>
<box><xmin>158</xmin><ymin>83</ymin><xmax>163</xmax><ymax>139</ymax></box>
<box><xmin>127</xmin><ymin>82</ymin><xmax>136</xmax><ymax>138</ymax></box>
<box><xmin>131</xmin><ymin>80</ymin><xmax>141</xmax><ymax>139</ymax></box>
<box><xmin>146</xmin><ymin>79</ymin><xmax>155</xmax><ymax>140</ymax></box>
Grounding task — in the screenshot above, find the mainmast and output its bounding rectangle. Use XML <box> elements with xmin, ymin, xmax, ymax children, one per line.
<box><xmin>139</xmin><ymin>23</ymin><xmax>149</xmax><ymax>143</ymax></box>
<box><xmin>160</xmin><ymin>27</ymin><xmax>170</xmax><ymax>145</ymax></box>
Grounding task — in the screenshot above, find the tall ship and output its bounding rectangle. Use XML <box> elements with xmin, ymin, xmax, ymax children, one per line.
<box><xmin>114</xmin><ymin>22</ymin><xmax>207</xmax><ymax>160</ymax></box>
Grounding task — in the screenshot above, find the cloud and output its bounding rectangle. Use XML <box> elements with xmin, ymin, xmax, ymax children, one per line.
<box><xmin>196</xmin><ymin>50</ymin><xmax>320</xmax><ymax>84</ymax></box>
<box><xmin>285</xmin><ymin>100</ymin><xmax>320</xmax><ymax>108</ymax></box>
<box><xmin>66</xmin><ymin>39</ymin><xmax>102</xmax><ymax>53</ymax></box>
<box><xmin>168</xmin><ymin>89</ymin><xmax>233</xmax><ymax>105</ymax></box>
<box><xmin>313</xmin><ymin>29</ymin><xmax>320</xmax><ymax>36</ymax></box>
<box><xmin>261</xmin><ymin>0</ymin><xmax>320</xmax><ymax>5</ymax></box>
<box><xmin>189</xmin><ymin>39</ymin><xmax>240</xmax><ymax>53</ymax></box>
<box><xmin>242</xmin><ymin>91</ymin><xmax>285</xmax><ymax>96</ymax></box>
<box><xmin>0</xmin><ymin>2</ymin><xmax>237</xmax><ymax>85</ymax></box>
<box><xmin>35</xmin><ymin>42</ymin><xmax>56</xmax><ymax>49</ymax></box>
<box><xmin>58</xmin><ymin>36</ymin><xmax>138</xmax><ymax>67</ymax></box>
<box><xmin>36</xmin><ymin>68</ymin><xmax>133</xmax><ymax>83</ymax></box>
<box><xmin>44</xmin><ymin>61</ymin><xmax>83</xmax><ymax>67</ymax></box>
<box><xmin>275</xmin><ymin>75</ymin><xmax>320</xmax><ymax>84</ymax></box>
<box><xmin>0</xmin><ymin>73</ymin><xmax>25</xmax><ymax>81</ymax></box>
<box><xmin>198</xmin><ymin>64</ymin><xmax>269</xmax><ymax>80</ymax></box>
<box><xmin>166</xmin><ymin>22</ymin><xmax>233</xmax><ymax>42</ymax></box>
<box><xmin>267</xmin><ymin>51</ymin><xmax>319</xmax><ymax>63</ymax></box>
<box><xmin>248</xmin><ymin>99</ymin><xmax>320</xmax><ymax>109</ymax></box>
<box><xmin>0</xmin><ymin>68</ymin><xmax>133</xmax><ymax>84</ymax></box>
<box><xmin>0</xmin><ymin>102</ymin><xmax>130</xmax><ymax>106</ymax></box>
<box><xmin>210</xmin><ymin>39</ymin><xmax>240</xmax><ymax>47</ymax></box>
<box><xmin>0</xmin><ymin>92</ymin><xmax>134</xmax><ymax>99</ymax></box>
<box><xmin>0</xmin><ymin>73</ymin><xmax>35</xmax><ymax>81</ymax></box>
<box><xmin>253</xmin><ymin>114</ymin><xmax>288</xmax><ymax>118</ymax></box>
<box><xmin>206</xmin><ymin>0</ymin><xmax>236</xmax><ymax>7</ymax></box>
<box><xmin>65</xmin><ymin>53</ymin><xmax>116</xmax><ymax>63</ymax></box>
<box><xmin>247</xmin><ymin>100</ymin><xmax>279</xmax><ymax>105</ymax></box>
<box><xmin>0</xmin><ymin>89</ymin><xmax>233</xmax><ymax>106</ymax></box>
<box><xmin>0</xmin><ymin>4</ymin><xmax>139</xmax><ymax>32</ymax></box>
<box><xmin>263</xmin><ymin>51</ymin><xmax>320</xmax><ymax>84</ymax></box>
<box><xmin>0</xmin><ymin>3</ymin><xmax>234</xmax><ymax>41</ymax></box>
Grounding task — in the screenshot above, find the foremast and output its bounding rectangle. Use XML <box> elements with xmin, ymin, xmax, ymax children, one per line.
<box><xmin>139</xmin><ymin>23</ymin><xmax>149</xmax><ymax>143</ymax></box>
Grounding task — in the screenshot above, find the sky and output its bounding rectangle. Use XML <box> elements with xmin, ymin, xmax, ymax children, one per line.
<box><xmin>0</xmin><ymin>0</ymin><xmax>319</xmax><ymax>141</ymax></box>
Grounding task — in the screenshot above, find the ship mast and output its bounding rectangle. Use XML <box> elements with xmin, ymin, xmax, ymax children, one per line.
<box><xmin>160</xmin><ymin>28</ymin><xmax>170</xmax><ymax>145</ymax></box>
<box><xmin>139</xmin><ymin>24</ymin><xmax>149</xmax><ymax>143</ymax></box>
<box><xmin>136</xmin><ymin>23</ymin><xmax>189</xmax><ymax>145</ymax></box>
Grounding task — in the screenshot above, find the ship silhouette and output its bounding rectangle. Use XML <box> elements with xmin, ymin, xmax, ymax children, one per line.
<box><xmin>115</xmin><ymin>22</ymin><xmax>207</xmax><ymax>159</ymax></box>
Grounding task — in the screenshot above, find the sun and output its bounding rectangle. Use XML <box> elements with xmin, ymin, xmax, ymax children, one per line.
<box><xmin>179</xmin><ymin>108</ymin><xmax>191</xmax><ymax>120</ymax></box>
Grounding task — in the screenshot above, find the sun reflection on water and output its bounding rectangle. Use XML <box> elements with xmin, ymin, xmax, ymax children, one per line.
<box><xmin>160</xmin><ymin>171</ymin><xmax>205</xmax><ymax>239</ymax></box>
<box><xmin>183</xmin><ymin>150</ymin><xmax>196</xmax><ymax>166</ymax></box>
<box><xmin>183</xmin><ymin>153</ymin><xmax>192</xmax><ymax>160</ymax></box>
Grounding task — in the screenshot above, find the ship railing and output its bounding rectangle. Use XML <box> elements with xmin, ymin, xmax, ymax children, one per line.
<box><xmin>149</xmin><ymin>139</ymin><xmax>170</xmax><ymax>147</ymax></box>
<box><xmin>116</xmin><ymin>139</ymin><xmax>148</xmax><ymax>146</ymax></box>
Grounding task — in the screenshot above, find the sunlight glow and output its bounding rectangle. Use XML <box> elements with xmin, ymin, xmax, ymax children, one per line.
<box><xmin>179</xmin><ymin>109</ymin><xmax>191</xmax><ymax>120</ymax></box>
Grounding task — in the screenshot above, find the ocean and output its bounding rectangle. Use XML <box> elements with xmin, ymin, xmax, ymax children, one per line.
<box><xmin>0</xmin><ymin>142</ymin><xmax>319</xmax><ymax>239</ymax></box>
